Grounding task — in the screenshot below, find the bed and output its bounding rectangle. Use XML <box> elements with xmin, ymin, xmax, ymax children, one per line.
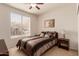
<box><xmin>16</xmin><ymin>31</ymin><xmax>58</xmax><ymax>56</ymax></box>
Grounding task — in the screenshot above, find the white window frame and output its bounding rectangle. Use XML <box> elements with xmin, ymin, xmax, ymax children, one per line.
<box><xmin>10</xmin><ymin>12</ymin><xmax>31</xmax><ymax>39</ymax></box>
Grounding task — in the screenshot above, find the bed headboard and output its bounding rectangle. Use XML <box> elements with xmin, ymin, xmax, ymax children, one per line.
<box><xmin>41</xmin><ymin>31</ymin><xmax>58</xmax><ymax>38</ymax></box>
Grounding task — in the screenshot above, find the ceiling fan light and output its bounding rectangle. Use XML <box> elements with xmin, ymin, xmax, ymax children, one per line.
<box><xmin>31</xmin><ymin>4</ymin><xmax>36</xmax><ymax>7</ymax></box>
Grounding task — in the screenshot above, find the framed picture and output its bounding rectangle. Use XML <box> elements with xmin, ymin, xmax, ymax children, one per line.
<box><xmin>44</xmin><ymin>19</ymin><xmax>55</xmax><ymax>28</ymax></box>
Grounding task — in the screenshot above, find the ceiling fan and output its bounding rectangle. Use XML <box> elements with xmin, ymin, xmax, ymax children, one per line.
<box><xmin>29</xmin><ymin>3</ymin><xmax>44</xmax><ymax>10</ymax></box>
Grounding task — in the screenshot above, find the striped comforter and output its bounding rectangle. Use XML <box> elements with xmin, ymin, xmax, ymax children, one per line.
<box><xmin>16</xmin><ymin>36</ymin><xmax>57</xmax><ymax>56</ymax></box>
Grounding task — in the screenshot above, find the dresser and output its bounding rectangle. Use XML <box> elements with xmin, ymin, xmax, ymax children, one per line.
<box><xmin>0</xmin><ymin>39</ymin><xmax>9</xmax><ymax>56</ymax></box>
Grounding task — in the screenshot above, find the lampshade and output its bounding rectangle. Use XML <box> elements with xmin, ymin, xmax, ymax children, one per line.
<box><xmin>61</xmin><ymin>30</ymin><xmax>65</xmax><ymax>38</ymax></box>
<box><xmin>61</xmin><ymin>30</ymin><xmax>65</xmax><ymax>34</ymax></box>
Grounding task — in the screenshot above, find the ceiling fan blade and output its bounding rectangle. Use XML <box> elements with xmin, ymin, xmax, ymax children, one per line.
<box><xmin>29</xmin><ymin>6</ymin><xmax>32</xmax><ymax>9</ymax></box>
<box><xmin>36</xmin><ymin>6</ymin><xmax>40</xmax><ymax>10</ymax></box>
<box><xmin>36</xmin><ymin>3</ymin><xmax>44</xmax><ymax>5</ymax></box>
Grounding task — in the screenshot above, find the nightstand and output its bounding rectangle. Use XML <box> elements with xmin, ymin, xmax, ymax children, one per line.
<box><xmin>57</xmin><ymin>38</ymin><xmax>69</xmax><ymax>50</ymax></box>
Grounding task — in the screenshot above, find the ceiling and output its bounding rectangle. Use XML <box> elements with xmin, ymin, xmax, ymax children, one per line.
<box><xmin>7</xmin><ymin>3</ymin><xmax>71</xmax><ymax>15</ymax></box>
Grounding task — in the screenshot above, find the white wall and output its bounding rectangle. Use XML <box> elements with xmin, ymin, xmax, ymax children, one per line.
<box><xmin>0</xmin><ymin>4</ymin><xmax>38</xmax><ymax>49</ymax></box>
<box><xmin>78</xmin><ymin>13</ymin><xmax>79</xmax><ymax>56</ymax></box>
<box><xmin>78</xmin><ymin>5</ymin><xmax>79</xmax><ymax>55</ymax></box>
<box><xmin>38</xmin><ymin>4</ymin><xmax>78</xmax><ymax>50</ymax></box>
<box><xmin>0</xmin><ymin>4</ymin><xmax>10</xmax><ymax>49</ymax></box>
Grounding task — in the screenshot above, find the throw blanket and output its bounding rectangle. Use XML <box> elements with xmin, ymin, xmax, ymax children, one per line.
<box><xmin>25</xmin><ymin>37</ymin><xmax>54</xmax><ymax>55</ymax></box>
<box><xmin>16</xmin><ymin>36</ymin><xmax>42</xmax><ymax>49</ymax></box>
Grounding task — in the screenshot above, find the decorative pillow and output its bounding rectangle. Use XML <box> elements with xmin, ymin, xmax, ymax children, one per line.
<box><xmin>47</xmin><ymin>32</ymin><xmax>52</xmax><ymax>38</ymax></box>
<box><xmin>52</xmin><ymin>33</ymin><xmax>56</xmax><ymax>38</ymax></box>
<box><xmin>40</xmin><ymin>32</ymin><xmax>44</xmax><ymax>37</ymax></box>
<box><xmin>49</xmin><ymin>32</ymin><xmax>56</xmax><ymax>38</ymax></box>
<box><xmin>44</xmin><ymin>34</ymin><xmax>50</xmax><ymax>38</ymax></box>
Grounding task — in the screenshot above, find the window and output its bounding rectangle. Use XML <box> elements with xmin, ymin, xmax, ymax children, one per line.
<box><xmin>11</xmin><ymin>12</ymin><xmax>30</xmax><ymax>36</ymax></box>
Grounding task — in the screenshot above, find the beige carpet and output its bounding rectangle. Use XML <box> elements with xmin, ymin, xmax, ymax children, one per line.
<box><xmin>9</xmin><ymin>46</ymin><xmax>78</xmax><ymax>56</ymax></box>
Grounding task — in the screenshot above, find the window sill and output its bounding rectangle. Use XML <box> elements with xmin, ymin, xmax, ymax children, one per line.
<box><xmin>11</xmin><ymin>35</ymin><xmax>29</xmax><ymax>39</ymax></box>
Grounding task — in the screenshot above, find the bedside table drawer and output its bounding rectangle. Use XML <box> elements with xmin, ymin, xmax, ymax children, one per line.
<box><xmin>58</xmin><ymin>38</ymin><xmax>69</xmax><ymax>50</ymax></box>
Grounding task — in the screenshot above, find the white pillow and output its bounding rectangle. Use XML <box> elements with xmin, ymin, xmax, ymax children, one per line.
<box><xmin>44</xmin><ymin>34</ymin><xmax>49</xmax><ymax>38</ymax></box>
<box><xmin>40</xmin><ymin>33</ymin><xmax>44</xmax><ymax>37</ymax></box>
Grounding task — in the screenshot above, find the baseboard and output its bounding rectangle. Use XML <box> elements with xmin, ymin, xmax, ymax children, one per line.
<box><xmin>70</xmin><ymin>48</ymin><xmax>78</xmax><ymax>52</ymax></box>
